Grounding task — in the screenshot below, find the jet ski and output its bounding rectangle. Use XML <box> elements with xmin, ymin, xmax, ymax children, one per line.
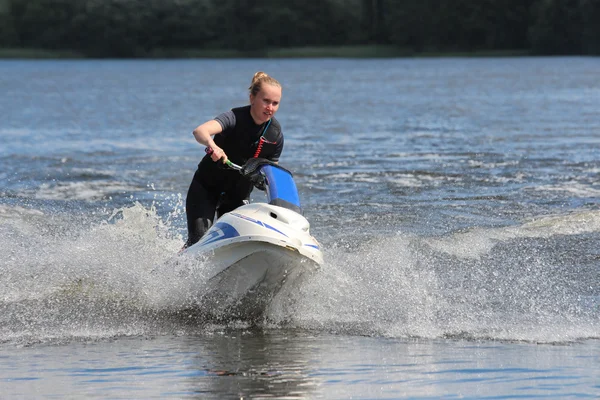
<box><xmin>181</xmin><ymin>158</ymin><xmax>323</xmax><ymax>321</ymax></box>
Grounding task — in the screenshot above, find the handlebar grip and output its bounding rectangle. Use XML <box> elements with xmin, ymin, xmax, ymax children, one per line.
<box><xmin>205</xmin><ymin>146</ymin><xmax>241</xmax><ymax>169</ymax></box>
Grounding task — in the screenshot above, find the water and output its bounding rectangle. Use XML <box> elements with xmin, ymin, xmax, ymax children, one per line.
<box><xmin>1</xmin><ymin>57</ymin><xmax>599</xmax><ymax>398</ymax></box>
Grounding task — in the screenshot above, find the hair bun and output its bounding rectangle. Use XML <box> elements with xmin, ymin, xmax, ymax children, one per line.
<box><xmin>252</xmin><ymin>71</ymin><xmax>268</xmax><ymax>84</ymax></box>
<box><xmin>249</xmin><ymin>71</ymin><xmax>281</xmax><ymax>95</ymax></box>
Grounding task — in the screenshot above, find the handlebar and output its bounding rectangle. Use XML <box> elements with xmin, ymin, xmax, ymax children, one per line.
<box><xmin>205</xmin><ymin>147</ymin><xmax>241</xmax><ymax>170</ymax></box>
<box><xmin>204</xmin><ymin>147</ymin><xmax>268</xmax><ymax>190</ymax></box>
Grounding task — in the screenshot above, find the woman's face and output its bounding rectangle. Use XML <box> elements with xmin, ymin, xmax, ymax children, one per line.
<box><xmin>250</xmin><ymin>84</ymin><xmax>281</xmax><ymax>125</ymax></box>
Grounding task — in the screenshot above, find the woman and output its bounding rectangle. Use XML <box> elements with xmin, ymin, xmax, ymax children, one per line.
<box><xmin>184</xmin><ymin>71</ymin><xmax>284</xmax><ymax>249</ymax></box>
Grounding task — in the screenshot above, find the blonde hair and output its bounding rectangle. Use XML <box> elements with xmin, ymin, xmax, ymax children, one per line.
<box><xmin>249</xmin><ymin>71</ymin><xmax>281</xmax><ymax>96</ymax></box>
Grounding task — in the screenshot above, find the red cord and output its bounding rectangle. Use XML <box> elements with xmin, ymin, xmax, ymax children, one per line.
<box><xmin>253</xmin><ymin>137</ymin><xmax>265</xmax><ymax>158</ymax></box>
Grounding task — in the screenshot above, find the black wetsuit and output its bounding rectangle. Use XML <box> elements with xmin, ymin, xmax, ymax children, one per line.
<box><xmin>185</xmin><ymin>105</ymin><xmax>284</xmax><ymax>247</ymax></box>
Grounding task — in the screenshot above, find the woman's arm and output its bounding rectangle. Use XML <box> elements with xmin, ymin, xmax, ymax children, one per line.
<box><xmin>192</xmin><ymin>120</ymin><xmax>227</xmax><ymax>163</ymax></box>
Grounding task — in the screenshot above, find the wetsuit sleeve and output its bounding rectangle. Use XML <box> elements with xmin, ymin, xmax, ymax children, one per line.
<box><xmin>269</xmin><ymin>134</ymin><xmax>284</xmax><ymax>162</ymax></box>
<box><xmin>214</xmin><ymin>110</ymin><xmax>236</xmax><ymax>137</ymax></box>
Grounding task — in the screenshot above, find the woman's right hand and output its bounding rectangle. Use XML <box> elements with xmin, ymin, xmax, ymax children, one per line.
<box><xmin>206</xmin><ymin>145</ymin><xmax>228</xmax><ymax>163</ymax></box>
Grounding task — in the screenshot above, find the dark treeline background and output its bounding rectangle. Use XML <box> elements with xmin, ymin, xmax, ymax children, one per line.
<box><xmin>0</xmin><ymin>0</ymin><xmax>599</xmax><ymax>57</ymax></box>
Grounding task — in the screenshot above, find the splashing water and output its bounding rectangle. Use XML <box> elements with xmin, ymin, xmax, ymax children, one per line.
<box><xmin>267</xmin><ymin>210</ymin><xmax>600</xmax><ymax>343</ymax></box>
<box><xmin>1</xmin><ymin>203</ymin><xmax>598</xmax><ymax>345</ymax></box>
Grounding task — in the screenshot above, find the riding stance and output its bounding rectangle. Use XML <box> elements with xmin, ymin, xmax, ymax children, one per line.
<box><xmin>184</xmin><ymin>72</ymin><xmax>284</xmax><ymax>249</ymax></box>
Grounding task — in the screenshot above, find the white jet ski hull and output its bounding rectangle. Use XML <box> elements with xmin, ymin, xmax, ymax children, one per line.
<box><xmin>183</xmin><ymin>202</ymin><xmax>323</xmax><ymax>320</ymax></box>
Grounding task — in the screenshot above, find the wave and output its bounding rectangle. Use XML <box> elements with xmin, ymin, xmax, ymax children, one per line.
<box><xmin>270</xmin><ymin>210</ymin><xmax>600</xmax><ymax>342</ymax></box>
<box><xmin>1</xmin><ymin>203</ymin><xmax>598</xmax><ymax>345</ymax></box>
<box><xmin>530</xmin><ymin>182</ymin><xmax>600</xmax><ymax>198</ymax></box>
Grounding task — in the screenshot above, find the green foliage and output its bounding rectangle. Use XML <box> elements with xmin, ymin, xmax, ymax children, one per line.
<box><xmin>578</xmin><ymin>0</ymin><xmax>600</xmax><ymax>54</ymax></box>
<box><xmin>529</xmin><ymin>0</ymin><xmax>584</xmax><ymax>54</ymax></box>
<box><xmin>0</xmin><ymin>0</ymin><xmax>597</xmax><ymax>57</ymax></box>
<box><xmin>0</xmin><ymin>0</ymin><xmax>17</xmax><ymax>46</ymax></box>
<box><xmin>385</xmin><ymin>0</ymin><xmax>535</xmax><ymax>52</ymax></box>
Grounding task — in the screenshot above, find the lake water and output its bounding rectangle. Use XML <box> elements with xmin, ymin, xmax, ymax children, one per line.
<box><xmin>1</xmin><ymin>57</ymin><xmax>599</xmax><ymax>398</ymax></box>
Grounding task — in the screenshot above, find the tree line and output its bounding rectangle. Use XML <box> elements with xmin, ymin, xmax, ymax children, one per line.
<box><xmin>0</xmin><ymin>0</ymin><xmax>598</xmax><ymax>57</ymax></box>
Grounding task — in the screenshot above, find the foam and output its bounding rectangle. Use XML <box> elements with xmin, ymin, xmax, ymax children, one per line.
<box><xmin>531</xmin><ymin>182</ymin><xmax>600</xmax><ymax>198</ymax></box>
<box><xmin>27</xmin><ymin>180</ymin><xmax>141</xmax><ymax>201</ymax></box>
<box><xmin>425</xmin><ymin>209</ymin><xmax>600</xmax><ymax>260</ymax></box>
<box><xmin>1</xmin><ymin>203</ymin><xmax>598</xmax><ymax>344</ymax></box>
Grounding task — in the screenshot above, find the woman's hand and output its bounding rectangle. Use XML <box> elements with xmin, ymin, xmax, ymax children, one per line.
<box><xmin>208</xmin><ymin>145</ymin><xmax>228</xmax><ymax>163</ymax></box>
